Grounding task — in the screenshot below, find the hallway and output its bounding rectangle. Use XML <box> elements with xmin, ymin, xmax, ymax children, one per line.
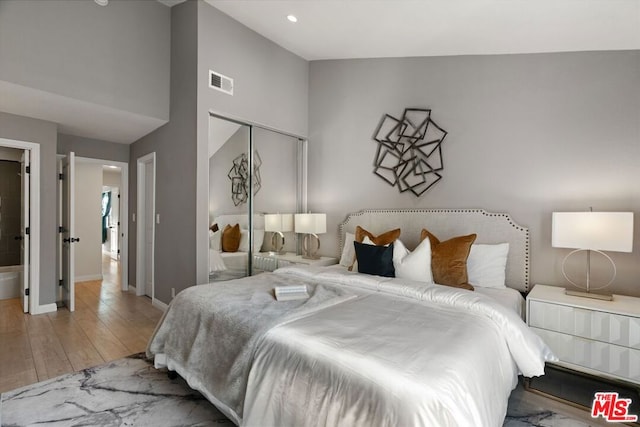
<box><xmin>0</xmin><ymin>255</ymin><xmax>163</xmax><ymax>393</ymax></box>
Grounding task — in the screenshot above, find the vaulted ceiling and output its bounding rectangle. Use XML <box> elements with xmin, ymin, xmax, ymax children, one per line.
<box><xmin>203</xmin><ymin>0</ymin><xmax>640</xmax><ymax>60</ymax></box>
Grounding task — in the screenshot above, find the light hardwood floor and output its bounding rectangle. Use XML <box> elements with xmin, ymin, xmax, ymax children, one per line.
<box><xmin>0</xmin><ymin>254</ymin><xmax>163</xmax><ymax>394</ymax></box>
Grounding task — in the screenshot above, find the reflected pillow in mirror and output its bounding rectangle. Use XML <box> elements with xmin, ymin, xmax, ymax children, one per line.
<box><xmin>238</xmin><ymin>229</ymin><xmax>265</xmax><ymax>252</ymax></box>
<box><xmin>222</xmin><ymin>224</ymin><xmax>241</xmax><ymax>252</ymax></box>
<box><xmin>209</xmin><ymin>229</ymin><xmax>221</xmax><ymax>251</ymax></box>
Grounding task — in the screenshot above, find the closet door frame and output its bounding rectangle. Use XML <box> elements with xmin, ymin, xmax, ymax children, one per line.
<box><xmin>207</xmin><ymin>112</ymin><xmax>308</xmax><ymax>276</ymax></box>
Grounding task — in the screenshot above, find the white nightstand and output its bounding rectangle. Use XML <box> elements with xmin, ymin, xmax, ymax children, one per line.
<box><xmin>526</xmin><ymin>284</ymin><xmax>640</xmax><ymax>384</ymax></box>
<box><xmin>253</xmin><ymin>252</ymin><xmax>337</xmax><ymax>272</ymax></box>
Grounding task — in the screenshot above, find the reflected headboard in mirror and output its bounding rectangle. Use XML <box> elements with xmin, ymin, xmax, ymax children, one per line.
<box><xmin>211</xmin><ymin>213</ymin><xmax>265</xmax><ymax>231</ymax></box>
<box><xmin>338</xmin><ymin>209</ymin><xmax>530</xmax><ymax>292</ymax></box>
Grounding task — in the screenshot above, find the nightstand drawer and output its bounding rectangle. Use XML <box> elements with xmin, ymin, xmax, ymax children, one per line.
<box><xmin>529</xmin><ymin>300</ymin><xmax>640</xmax><ymax>349</ymax></box>
<box><xmin>533</xmin><ymin>327</ymin><xmax>640</xmax><ymax>383</ymax></box>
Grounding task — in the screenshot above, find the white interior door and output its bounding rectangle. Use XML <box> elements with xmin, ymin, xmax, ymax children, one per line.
<box><xmin>136</xmin><ymin>153</ymin><xmax>155</xmax><ymax>298</ymax></box>
<box><xmin>110</xmin><ymin>188</ymin><xmax>119</xmax><ymax>260</ymax></box>
<box><xmin>61</xmin><ymin>152</ymin><xmax>76</xmax><ymax>311</ymax></box>
<box><xmin>144</xmin><ymin>162</ymin><xmax>154</xmax><ymax>298</ymax></box>
<box><xmin>19</xmin><ymin>151</ymin><xmax>29</xmax><ymax>313</ymax></box>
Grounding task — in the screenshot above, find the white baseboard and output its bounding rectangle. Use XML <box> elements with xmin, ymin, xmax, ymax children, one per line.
<box><xmin>0</xmin><ymin>283</ymin><xmax>20</xmax><ymax>300</ymax></box>
<box><xmin>75</xmin><ymin>274</ymin><xmax>103</xmax><ymax>282</ymax></box>
<box><xmin>33</xmin><ymin>303</ymin><xmax>58</xmax><ymax>314</ymax></box>
<box><xmin>152</xmin><ymin>298</ymin><xmax>169</xmax><ymax>312</ymax></box>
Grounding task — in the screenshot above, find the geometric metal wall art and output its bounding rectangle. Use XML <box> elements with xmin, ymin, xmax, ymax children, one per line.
<box><xmin>228</xmin><ymin>150</ymin><xmax>262</xmax><ymax>206</ymax></box>
<box><xmin>372</xmin><ymin>108</ymin><xmax>447</xmax><ymax>197</ymax></box>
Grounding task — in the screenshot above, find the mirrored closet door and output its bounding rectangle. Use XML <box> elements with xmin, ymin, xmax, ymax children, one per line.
<box><xmin>208</xmin><ymin>114</ymin><xmax>306</xmax><ymax>282</ymax></box>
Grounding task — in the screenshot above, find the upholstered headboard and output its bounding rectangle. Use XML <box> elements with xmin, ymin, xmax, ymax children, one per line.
<box><xmin>338</xmin><ymin>209</ymin><xmax>530</xmax><ymax>291</ymax></box>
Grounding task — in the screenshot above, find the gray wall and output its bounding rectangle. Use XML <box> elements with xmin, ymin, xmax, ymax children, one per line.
<box><xmin>58</xmin><ymin>134</ymin><xmax>129</xmax><ymax>163</ymax></box>
<box><xmin>308</xmin><ymin>50</ymin><xmax>640</xmax><ymax>297</ymax></box>
<box><xmin>0</xmin><ymin>0</ymin><xmax>170</xmax><ymax>121</ymax></box>
<box><xmin>195</xmin><ymin>2</ymin><xmax>309</xmax><ymax>284</ymax></box>
<box><xmin>0</xmin><ymin>112</ymin><xmax>58</xmax><ymax>305</ymax></box>
<box><xmin>129</xmin><ymin>2</ymin><xmax>310</xmax><ymax>302</ymax></box>
<box><xmin>129</xmin><ymin>1</ymin><xmax>199</xmax><ymax>304</ymax></box>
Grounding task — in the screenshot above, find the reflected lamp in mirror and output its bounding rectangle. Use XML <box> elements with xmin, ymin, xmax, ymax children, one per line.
<box><xmin>295</xmin><ymin>213</ymin><xmax>327</xmax><ymax>260</ymax></box>
<box><xmin>552</xmin><ymin>211</ymin><xmax>634</xmax><ymax>301</ymax></box>
<box><xmin>265</xmin><ymin>213</ymin><xmax>293</xmax><ymax>255</ymax></box>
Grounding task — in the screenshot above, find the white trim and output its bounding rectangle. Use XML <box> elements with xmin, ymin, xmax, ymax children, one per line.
<box><xmin>32</xmin><ymin>302</ymin><xmax>57</xmax><ymax>315</ymax></box>
<box><xmin>136</xmin><ymin>152</ymin><xmax>156</xmax><ymax>299</ymax></box>
<box><xmin>0</xmin><ymin>138</ymin><xmax>43</xmax><ymax>314</ymax></box>
<box><xmin>74</xmin><ymin>274</ymin><xmax>103</xmax><ymax>282</ymax></box>
<box><xmin>152</xmin><ymin>298</ymin><xmax>169</xmax><ymax>312</ymax></box>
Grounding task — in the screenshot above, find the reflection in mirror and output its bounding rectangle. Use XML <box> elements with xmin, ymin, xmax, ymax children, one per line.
<box><xmin>253</xmin><ymin>127</ymin><xmax>299</xmax><ymax>261</ymax></box>
<box><xmin>208</xmin><ymin>116</ymin><xmax>253</xmax><ymax>282</ymax></box>
<box><xmin>208</xmin><ymin>115</ymin><xmax>306</xmax><ymax>282</ymax></box>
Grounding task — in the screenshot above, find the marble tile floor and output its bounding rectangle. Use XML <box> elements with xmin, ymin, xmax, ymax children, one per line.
<box><xmin>1</xmin><ymin>352</ymin><xmax>608</xmax><ymax>427</ymax></box>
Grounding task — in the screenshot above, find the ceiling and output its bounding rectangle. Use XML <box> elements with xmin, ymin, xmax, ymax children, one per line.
<box><xmin>0</xmin><ymin>80</ymin><xmax>166</xmax><ymax>144</ymax></box>
<box><xmin>5</xmin><ymin>0</ymin><xmax>638</xmax><ymax>146</ymax></box>
<box><xmin>204</xmin><ymin>0</ymin><xmax>640</xmax><ymax>60</ymax></box>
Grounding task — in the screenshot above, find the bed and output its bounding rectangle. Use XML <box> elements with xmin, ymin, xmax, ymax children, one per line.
<box><xmin>149</xmin><ymin>209</ymin><xmax>556</xmax><ymax>426</ymax></box>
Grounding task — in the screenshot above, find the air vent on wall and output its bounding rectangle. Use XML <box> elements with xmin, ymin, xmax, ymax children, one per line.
<box><xmin>209</xmin><ymin>70</ymin><xmax>234</xmax><ymax>96</ymax></box>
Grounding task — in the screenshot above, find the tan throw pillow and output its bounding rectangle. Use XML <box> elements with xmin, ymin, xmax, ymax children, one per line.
<box><xmin>348</xmin><ymin>226</ymin><xmax>401</xmax><ymax>270</ymax></box>
<box><xmin>420</xmin><ymin>228</ymin><xmax>476</xmax><ymax>291</ymax></box>
<box><xmin>222</xmin><ymin>224</ymin><xmax>241</xmax><ymax>252</ymax></box>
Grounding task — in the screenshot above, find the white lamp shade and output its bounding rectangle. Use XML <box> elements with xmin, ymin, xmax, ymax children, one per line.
<box><xmin>264</xmin><ymin>213</ymin><xmax>294</xmax><ymax>232</ymax></box>
<box><xmin>295</xmin><ymin>213</ymin><xmax>327</xmax><ymax>234</ymax></box>
<box><xmin>552</xmin><ymin>212</ymin><xmax>634</xmax><ymax>252</ymax></box>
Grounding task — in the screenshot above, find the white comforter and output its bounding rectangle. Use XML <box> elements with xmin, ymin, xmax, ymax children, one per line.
<box><xmin>150</xmin><ymin>266</ymin><xmax>555</xmax><ymax>427</ymax></box>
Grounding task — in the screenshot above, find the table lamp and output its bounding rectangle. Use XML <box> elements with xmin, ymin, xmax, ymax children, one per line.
<box><xmin>552</xmin><ymin>211</ymin><xmax>633</xmax><ymax>300</ymax></box>
<box><xmin>295</xmin><ymin>213</ymin><xmax>326</xmax><ymax>259</ymax></box>
<box><xmin>265</xmin><ymin>213</ymin><xmax>293</xmax><ymax>255</ymax></box>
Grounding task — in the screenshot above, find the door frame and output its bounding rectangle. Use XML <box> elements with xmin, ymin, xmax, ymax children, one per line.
<box><xmin>0</xmin><ymin>137</ymin><xmax>48</xmax><ymax>314</ymax></box>
<box><xmin>20</xmin><ymin>150</ymin><xmax>30</xmax><ymax>313</ymax></box>
<box><xmin>74</xmin><ymin>156</ymin><xmax>129</xmax><ymax>292</ymax></box>
<box><xmin>136</xmin><ymin>152</ymin><xmax>155</xmax><ymax>300</ymax></box>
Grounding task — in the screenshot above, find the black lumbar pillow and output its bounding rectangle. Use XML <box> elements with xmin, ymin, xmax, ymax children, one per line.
<box><xmin>353</xmin><ymin>241</ymin><xmax>395</xmax><ymax>278</ymax></box>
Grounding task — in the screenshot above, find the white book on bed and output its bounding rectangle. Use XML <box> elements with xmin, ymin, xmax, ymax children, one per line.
<box><xmin>274</xmin><ymin>285</ymin><xmax>309</xmax><ymax>301</ymax></box>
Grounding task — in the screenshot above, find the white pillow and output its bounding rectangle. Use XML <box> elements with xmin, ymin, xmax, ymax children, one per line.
<box><xmin>238</xmin><ymin>229</ymin><xmax>265</xmax><ymax>252</ymax></box>
<box><xmin>339</xmin><ymin>232</ymin><xmax>356</xmax><ymax>267</ymax></box>
<box><xmin>466</xmin><ymin>243</ymin><xmax>509</xmax><ymax>288</ymax></box>
<box><xmin>253</xmin><ymin>229</ymin><xmax>265</xmax><ymax>252</ymax></box>
<box><xmin>209</xmin><ymin>229</ymin><xmax>221</xmax><ymax>251</ymax></box>
<box><xmin>392</xmin><ymin>238</ymin><xmax>433</xmax><ymax>283</ymax></box>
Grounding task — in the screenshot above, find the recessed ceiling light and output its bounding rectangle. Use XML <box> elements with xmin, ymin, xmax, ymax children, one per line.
<box><xmin>287</xmin><ymin>15</ymin><xmax>298</xmax><ymax>23</ymax></box>
<box><xmin>94</xmin><ymin>0</ymin><xmax>109</xmax><ymax>6</ymax></box>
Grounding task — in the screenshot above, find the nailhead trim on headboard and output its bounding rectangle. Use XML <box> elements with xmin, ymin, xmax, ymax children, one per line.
<box><xmin>338</xmin><ymin>208</ymin><xmax>530</xmax><ymax>291</ymax></box>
